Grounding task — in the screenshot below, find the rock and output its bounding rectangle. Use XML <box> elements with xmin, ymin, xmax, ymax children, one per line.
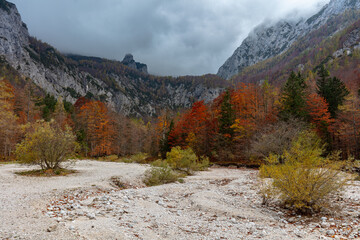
<box><xmin>294</xmin><ymin>229</ymin><xmax>304</xmax><ymax>238</ymax></box>
<box><xmin>158</xmin><ymin>200</ymin><xmax>165</xmax><ymax>206</ymax></box>
<box><xmin>326</xmin><ymin>229</ymin><xmax>335</xmax><ymax>236</ymax></box>
<box><xmin>217</xmin><ymin>0</ymin><xmax>360</xmax><ymax>80</ymax></box>
<box><xmin>121</xmin><ymin>54</ymin><xmax>148</xmax><ymax>74</ymax></box>
<box><xmin>321</xmin><ymin>222</ymin><xmax>330</xmax><ymax>228</ymax></box>
<box><xmin>69</xmin><ymin>225</ymin><xmax>75</xmax><ymax>231</ymax></box>
<box><xmin>46</xmin><ymin>225</ymin><xmax>57</xmax><ymax>232</ymax></box>
<box><xmin>87</xmin><ymin>213</ymin><xmax>96</xmax><ymax>220</ymax></box>
<box><xmin>0</xmin><ymin>1</ymin><xmax>223</xmax><ymax>118</ymax></box>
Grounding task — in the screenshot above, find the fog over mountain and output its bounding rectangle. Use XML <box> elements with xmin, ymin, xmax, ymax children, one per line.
<box><xmin>11</xmin><ymin>0</ymin><xmax>328</xmax><ymax>76</ymax></box>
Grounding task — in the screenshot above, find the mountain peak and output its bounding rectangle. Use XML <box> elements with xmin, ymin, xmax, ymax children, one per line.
<box><xmin>121</xmin><ymin>53</ymin><xmax>148</xmax><ymax>74</ymax></box>
<box><xmin>218</xmin><ymin>0</ymin><xmax>360</xmax><ymax>80</ymax></box>
<box><xmin>122</xmin><ymin>53</ymin><xmax>134</xmax><ymax>64</ymax></box>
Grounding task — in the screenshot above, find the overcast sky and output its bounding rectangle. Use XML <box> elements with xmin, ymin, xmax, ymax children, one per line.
<box><xmin>11</xmin><ymin>0</ymin><xmax>329</xmax><ymax>76</ymax></box>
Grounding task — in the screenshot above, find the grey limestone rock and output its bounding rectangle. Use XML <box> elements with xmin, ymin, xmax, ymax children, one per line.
<box><xmin>218</xmin><ymin>0</ymin><xmax>360</xmax><ymax>80</ymax></box>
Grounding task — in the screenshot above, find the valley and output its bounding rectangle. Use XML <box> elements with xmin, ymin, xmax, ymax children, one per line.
<box><xmin>1</xmin><ymin>161</ymin><xmax>360</xmax><ymax>240</ymax></box>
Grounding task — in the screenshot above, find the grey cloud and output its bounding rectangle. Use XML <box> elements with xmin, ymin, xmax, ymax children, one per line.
<box><xmin>11</xmin><ymin>0</ymin><xmax>329</xmax><ymax>76</ymax></box>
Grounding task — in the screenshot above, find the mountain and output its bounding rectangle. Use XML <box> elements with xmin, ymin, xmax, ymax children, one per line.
<box><xmin>121</xmin><ymin>54</ymin><xmax>148</xmax><ymax>74</ymax></box>
<box><xmin>0</xmin><ymin>0</ymin><xmax>227</xmax><ymax>117</ymax></box>
<box><xmin>218</xmin><ymin>0</ymin><xmax>360</xmax><ymax>80</ymax></box>
<box><xmin>231</xmin><ymin>9</ymin><xmax>360</xmax><ymax>87</ymax></box>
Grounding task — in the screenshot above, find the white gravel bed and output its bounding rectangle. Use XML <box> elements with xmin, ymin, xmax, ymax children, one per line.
<box><xmin>0</xmin><ymin>160</ymin><xmax>360</xmax><ymax>239</ymax></box>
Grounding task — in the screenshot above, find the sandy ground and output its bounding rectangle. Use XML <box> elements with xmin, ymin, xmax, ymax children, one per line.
<box><xmin>0</xmin><ymin>160</ymin><xmax>360</xmax><ymax>240</ymax></box>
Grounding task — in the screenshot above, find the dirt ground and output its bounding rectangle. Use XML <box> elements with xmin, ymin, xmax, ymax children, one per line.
<box><xmin>0</xmin><ymin>160</ymin><xmax>360</xmax><ymax>240</ymax></box>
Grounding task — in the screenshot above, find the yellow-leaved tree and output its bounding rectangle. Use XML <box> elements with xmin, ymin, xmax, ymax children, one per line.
<box><xmin>259</xmin><ymin>130</ymin><xmax>349</xmax><ymax>213</ymax></box>
<box><xmin>16</xmin><ymin>121</ymin><xmax>78</xmax><ymax>170</ymax></box>
<box><xmin>0</xmin><ymin>80</ymin><xmax>18</xmax><ymax>160</ymax></box>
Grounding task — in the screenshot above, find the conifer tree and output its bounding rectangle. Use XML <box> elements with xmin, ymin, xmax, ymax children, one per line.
<box><xmin>280</xmin><ymin>71</ymin><xmax>307</xmax><ymax>120</ymax></box>
<box><xmin>218</xmin><ymin>90</ymin><xmax>235</xmax><ymax>139</ymax></box>
<box><xmin>316</xmin><ymin>66</ymin><xmax>349</xmax><ymax>118</ymax></box>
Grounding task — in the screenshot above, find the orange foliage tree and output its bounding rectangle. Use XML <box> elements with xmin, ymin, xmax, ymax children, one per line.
<box><xmin>77</xmin><ymin>100</ymin><xmax>114</xmax><ymax>157</ymax></box>
<box><xmin>306</xmin><ymin>93</ymin><xmax>333</xmax><ymax>138</ymax></box>
<box><xmin>169</xmin><ymin>101</ymin><xmax>216</xmax><ymax>158</ymax></box>
<box><xmin>332</xmin><ymin>93</ymin><xmax>360</xmax><ymax>158</ymax></box>
<box><xmin>0</xmin><ymin>80</ymin><xmax>19</xmax><ymax>159</ymax></box>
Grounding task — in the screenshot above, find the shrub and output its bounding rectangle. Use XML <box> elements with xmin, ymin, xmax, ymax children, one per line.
<box><xmin>249</xmin><ymin>118</ymin><xmax>305</xmax><ymax>162</ymax></box>
<box><xmin>98</xmin><ymin>155</ymin><xmax>119</xmax><ymax>162</ymax></box>
<box><xmin>127</xmin><ymin>153</ymin><xmax>148</xmax><ymax>163</ymax></box>
<box><xmin>165</xmin><ymin>147</ymin><xmax>209</xmax><ymax>174</ymax></box>
<box><xmin>143</xmin><ymin>166</ymin><xmax>179</xmax><ymax>186</ymax></box>
<box><xmin>259</xmin><ymin>130</ymin><xmax>348</xmax><ymax>214</ymax></box>
<box><xmin>16</xmin><ymin>121</ymin><xmax>78</xmax><ymax>170</ymax></box>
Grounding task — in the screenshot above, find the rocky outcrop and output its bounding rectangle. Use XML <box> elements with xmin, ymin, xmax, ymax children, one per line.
<box><xmin>218</xmin><ymin>0</ymin><xmax>360</xmax><ymax>80</ymax></box>
<box><xmin>0</xmin><ymin>0</ymin><xmax>28</xmax><ymax>65</ymax></box>
<box><xmin>121</xmin><ymin>54</ymin><xmax>148</xmax><ymax>74</ymax></box>
<box><xmin>0</xmin><ymin>1</ymin><xmax>225</xmax><ymax>117</ymax></box>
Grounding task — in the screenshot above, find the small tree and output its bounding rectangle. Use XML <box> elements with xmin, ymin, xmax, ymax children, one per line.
<box><xmin>259</xmin><ymin>130</ymin><xmax>348</xmax><ymax>214</ymax></box>
<box><xmin>165</xmin><ymin>146</ymin><xmax>209</xmax><ymax>174</ymax></box>
<box><xmin>16</xmin><ymin>121</ymin><xmax>77</xmax><ymax>170</ymax></box>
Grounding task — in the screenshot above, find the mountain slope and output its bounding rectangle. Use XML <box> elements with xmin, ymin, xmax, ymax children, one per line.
<box><xmin>218</xmin><ymin>0</ymin><xmax>360</xmax><ymax>80</ymax></box>
<box><xmin>0</xmin><ymin>0</ymin><xmax>227</xmax><ymax>117</ymax></box>
<box><xmin>230</xmin><ymin>10</ymin><xmax>360</xmax><ymax>87</ymax></box>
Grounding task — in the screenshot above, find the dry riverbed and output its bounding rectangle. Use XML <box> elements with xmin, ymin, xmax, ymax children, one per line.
<box><xmin>0</xmin><ymin>160</ymin><xmax>360</xmax><ymax>240</ymax></box>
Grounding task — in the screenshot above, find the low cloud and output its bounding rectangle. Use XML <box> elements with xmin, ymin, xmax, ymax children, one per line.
<box><xmin>12</xmin><ymin>0</ymin><xmax>329</xmax><ymax>76</ymax></box>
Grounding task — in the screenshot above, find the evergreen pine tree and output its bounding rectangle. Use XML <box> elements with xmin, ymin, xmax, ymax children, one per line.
<box><xmin>218</xmin><ymin>90</ymin><xmax>235</xmax><ymax>139</ymax></box>
<box><xmin>316</xmin><ymin>66</ymin><xmax>349</xmax><ymax>118</ymax></box>
<box><xmin>159</xmin><ymin>120</ymin><xmax>174</xmax><ymax>159</ymax></box>
<box><xmin>280</xmin><ymin>71</ymin><xmax>307</xmax><ymax>120</ymax></box>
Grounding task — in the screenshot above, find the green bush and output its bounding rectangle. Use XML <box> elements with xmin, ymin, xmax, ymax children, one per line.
<box><xmin>165</xmin><ymin>147</ymin><xmax>209</xmax><ymax>174</ymax></box>
<box><xmin>143</xmin><ymin>166</ymin><xmax>179</xmax><ymax>186</ymax></box>
<box><xmin>259</xmin><ymin>130</ymin><xmax>349</xmax><ymax>214</ymax></box>
<box><xmin>16</xmin><ymin>121</ymin><xmax>78</xmax><ymax>170</ymax></box>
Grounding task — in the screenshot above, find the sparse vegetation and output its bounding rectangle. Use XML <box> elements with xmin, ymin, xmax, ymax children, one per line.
<box><xmin>248</xmin><ymin>118</ymin><xmax>305</xmax><ymax>162</ymax></box>
<box><xmin>98</xmin><ymin>153</ymin><xmax>148</xmax><ymax>164</ymax></box>
<box><xmin>143</xmin><ymin>147</ymin><xmax>209</xmax><ymax>186</ymax></box>
<box><xmin>259</xmin><ymin>130</ymin><xmax>349</xmax><ymax>214</ymax></box>
<box><xmin>143</xmin><ymin>165</ymin><xmax>180</xmax><ymax>186</ymax></box>
<box><xmin>15</xmin><ymin>120</ymin><xmax>78</xmax><ymax>170</ymax></box>
<box><xmin>164</xmin><ymin>147</ymin><xmax>209</xmax><ymax>175</ymax></box>
<box><xmin>15</xmin><ymin>168</ymin><xmax>77</xmax><ymax>177</ymax></box>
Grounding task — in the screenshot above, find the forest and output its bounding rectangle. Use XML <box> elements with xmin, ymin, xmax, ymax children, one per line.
<box><xmin>1</xmin><ymin>62</ymin><xmax>359</xmax><ymax>165</ymax></box>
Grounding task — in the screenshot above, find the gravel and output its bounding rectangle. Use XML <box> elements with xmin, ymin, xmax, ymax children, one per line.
<box><xmin>1</xmin><ymin>160</ymin><xmax>360</xmax><ymax>239</ymax></box>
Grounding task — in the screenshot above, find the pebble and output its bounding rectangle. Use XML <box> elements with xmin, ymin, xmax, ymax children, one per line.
<box><xmin>321</xmin><ymin>222</ymin><xmax>330</xmax><ymax>228</ymax></box>
<box><xmin>87</xmin><ymin>213</ymin><xmax>96</xmax><ymax>220</ymax></box>
<box><xmin>46</xmin><ymin>225</ymin><xmax>57</xmax><ymax>232</ymax></box>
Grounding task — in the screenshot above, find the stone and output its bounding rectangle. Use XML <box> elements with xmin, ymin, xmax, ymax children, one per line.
<box><xmin>87</xmin><ymin>213</ymin><xmax>96</xmax><ymax>220</ymax></box>
<box><xmin>326</xmin><ymin>229</ymin><xmax>335</xmax><ymax>236</ymax></box>
<box><xmin>46</xmin><ymin>225</ymin><xmax>57</xmax><ymax>232</ymax></box>
<box><xmin>217</xmin><ymin>0</ymin><xmax>360</xmax><ymax>80</ymax></box>
<box><xmin>0</xmin><ymin>1</ymin><xmax>223</xmax><ymax>118</ymax></box>
<box><xmin>321</xmin><ymin>222</ymin><xmax>330</xmax><ymax>228</ymax></box>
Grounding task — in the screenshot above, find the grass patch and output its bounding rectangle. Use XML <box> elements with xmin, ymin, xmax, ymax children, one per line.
<box><xmin>98</xmin><ymin>153</ymin><xmax>149</xmax><ymax>164</ymax></box>
<box><xmin>143</xmin><ymin>165</ymin><xmax>181</xmax><ymax>186</ymax></box>
<box><xmin>0</xmin><ymin>161</ymin><xmax>21</xmax><ymax>165</ymax></box>
<box><xmin>15</xmin><ymin>168</ymin><xmax>77</xmax><ymax>177</ymax></box>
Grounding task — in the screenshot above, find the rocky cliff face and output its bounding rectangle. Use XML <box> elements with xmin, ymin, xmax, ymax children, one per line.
<box><xmin>121</xmin><ymin>54</ymin><xmax>148</xmax><ymax>74</ymax></box>
<box><xmin>218</xmin><ymin>0</ymin><xmax>360</xmax><ymax>80</ymax></box>
<box><xmin>0</xmin><ymin>0</ymin><xmax>225</xmax><ymax>117</ymax></box>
